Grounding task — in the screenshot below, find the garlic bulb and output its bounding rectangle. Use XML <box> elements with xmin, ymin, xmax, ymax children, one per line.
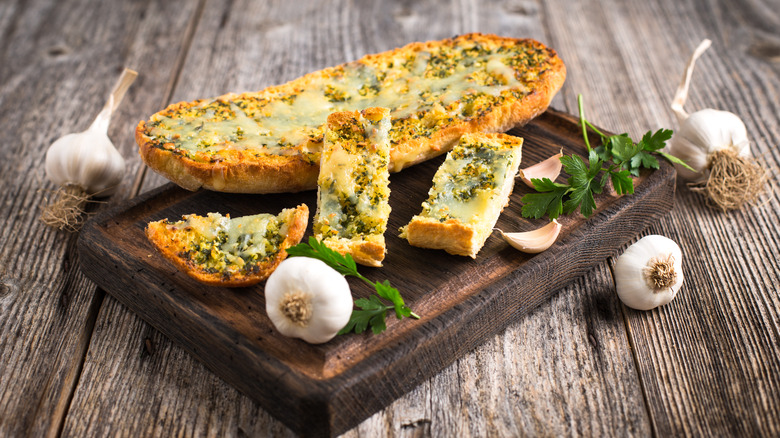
<box><xmin>497</xmin><ymin>219</ymin><xmax>561</xmax><ymax>253</ymax></box>
<box><xmin>613</xmin><ymin>235</ymin><xmax>683</xmax><ymax>310</ymax></box>
<box><xmin>668</xmin><ymin>108</ymin><xmax>750</xmax><ymax>181</ymax></box>
<box><xmin>45</xmin><ymin>68</ymin><xmax>137</xmax><ymax>194</ymax></box>
<box><xmin>44</xmin><ymin>99</ymin><xmax>127</xmax><ymax>195</ymax></box>
<box><xmin>665</xmin><ymin>39</ymin><xmax>767</xmax><ymax>211</ymax></box>
<box><xmin>265</xmin><ymin>257</ymin><xmax>353</xmax><ymax>344</ymax></box>
<box><xmin>41</xmin><ymin>68</ymin><xmax>138</xmax><ymax>231</ymax></box>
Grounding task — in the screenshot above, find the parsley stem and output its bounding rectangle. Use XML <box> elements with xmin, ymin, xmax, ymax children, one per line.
<box><xmin>578</xmin><ymin>94</ymin><xmax>591</xmax><ymax>152</ymax></box>
<box><xmin>578</xmin><ymin>94</ymin><xmax>609</xmax><ymax>150</ymax></box>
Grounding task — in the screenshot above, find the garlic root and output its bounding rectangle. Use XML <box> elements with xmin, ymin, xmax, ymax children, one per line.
<box><xmin>497</xmin><ymin>219</ymin><xmax>561</xmax><ymax>254</ymax></box>
<box><xmin>39</xmin><ymin>184</ymin><xmax>90</xmax><ymax>232</ymax></box>
<box><xmin>692</xmin><ymin>148</ymin><xmax>769</xmax><ymax>212</ymax></box>
<box><xmin>519</xmin><ymin>151</ymin><xmax>563</xmax><ymax>188</ymax></box>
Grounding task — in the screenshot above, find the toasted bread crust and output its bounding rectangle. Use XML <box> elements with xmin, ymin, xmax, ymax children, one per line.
<box><xmin>136</xmin><ymin>33</ymin><xmax>565</xmax><ymax>193</ymax></box>
<box><xmin>320</xmin><ymin>236</ymin><xmax>386</xmax><ymax>268</ymax></box>
<box><xmin>404</xmin><ymin>218</ymin><xmax>478</xmax><ymax>257</ymax></box>
<box><xmin>145</xmin><ymin>205</ymin><xmax>309</xmax><ymax>287</ymax></box>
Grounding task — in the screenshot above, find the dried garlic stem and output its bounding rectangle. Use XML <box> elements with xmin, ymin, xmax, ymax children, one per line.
<box><xmin>671</xmin><ymin>39</ymin><xmax>712</xmax><ymax>123</ymax></box>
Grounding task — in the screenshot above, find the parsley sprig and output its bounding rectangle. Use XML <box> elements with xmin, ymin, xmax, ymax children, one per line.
<box><xmin>521</xmin><ymin>94</ymin><xmax>694</xmax><ymax>220</ymax></box>
<box><xmin>286</xmin><ymin>237</ymin><xmax>419</xmax><ymax>335</ymax></box>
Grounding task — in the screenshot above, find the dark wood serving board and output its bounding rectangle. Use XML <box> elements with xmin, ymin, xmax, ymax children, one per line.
<box><xmin>78</xmin><ymin>109</ymin><xmax>675</xmax><ymax>437</ymax></box>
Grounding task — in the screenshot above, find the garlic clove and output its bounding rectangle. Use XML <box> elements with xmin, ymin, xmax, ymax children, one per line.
<box><xmin>518</xmin><ymin>151</ymin><xmax>563</xmax><ymax>188</ymax></box>
<box><xmin>613</xmin><ymin>235</ymin><xmax>684</xmax><ymax>311</ymax></box>
<box><xmin>265</xmin><ymin>257</ymin><xmax>353</xmax><ymax>344</ymax></box>
<box><xmin>497</xmin><ymin>219</ymin><xmax>561</xmax><ymax>254</ymax></box>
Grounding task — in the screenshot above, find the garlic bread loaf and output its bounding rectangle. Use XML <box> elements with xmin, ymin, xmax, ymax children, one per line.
<box><xmin>136</xmin><ymin>33</ymin><xmax>565</xmax><ymax>193</ymax></box>
<box><xmin>400</xmin><ymin>133</ymin><xmax>523</xmax><ymax>258</ymax></box>
<box><xmin>145</xmin><ymin>205</ymin><xmax>308</xmax><ymax>287</ymax></box>
<box><xmin>314</xmin><ymin>108</ymin><xmax>391</xmax><ymax>267</ymax></box>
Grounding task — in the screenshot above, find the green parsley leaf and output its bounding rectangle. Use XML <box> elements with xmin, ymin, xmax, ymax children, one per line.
<box><xmin>286</xmin><ymin>237</ymin><xmax>419</xmax><ymax>335</ymax></box>
<box><xmin>607</xmin><ymin>133</ymin><xmax>638</xmax><ymax>164</ymax></box>
<box><xmin>520</xmin><ymin>178</ymin><xmax>568</xmax><ymax>219</ymax></box>
<box><xmin>338</xmin><ymin>296</ymin><xmax>389</xmax><ymax>335</ymax></box>
<box><xmin>638</xmin><ymin>128</ymin><xmax>673</xmax><ymax>152</ymax></box>
<box><xmin>609</xmin><ymin>169</ymin><xmax>635</xmax><ymax>195</ymax></box>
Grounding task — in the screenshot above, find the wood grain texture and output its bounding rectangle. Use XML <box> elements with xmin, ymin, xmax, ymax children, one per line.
<box><xmin>1</xmin><ymin>0</ymin><xmax>779</xmax><ymax>436</ymax></box>
<box><xmin>0</xmin><ymin>0</ymin><xmax>201</xmax><ymax>436</ymax></box>
<box><xmin>546</xmin><ymin>0</ymin><xmax>780</xmax><ymax>436</ymax></box>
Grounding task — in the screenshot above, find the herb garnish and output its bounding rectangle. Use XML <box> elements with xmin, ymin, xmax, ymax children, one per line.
<box><xmin>521</xmin><ymin>94</ymin><xmax>694</xmax><ymax>220</ymax></box>
<box><xmin>286</xmin><ymin>237</ymin><xmax>419</xmax><ymax>335</ymax></box>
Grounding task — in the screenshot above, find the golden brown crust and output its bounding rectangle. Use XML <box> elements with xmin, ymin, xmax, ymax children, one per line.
<box><xmin>321</xmin><ymin>236</ymin><xmax>386</xmax><ymax>268</ymax></box>
<box><xmin>136</xmin><ymin>33</ymin><xmax>565</xmax><ymax>193</ymax></box>
<box><xmin>145</xmin><ymin>205</ymin><xmax>309</xmax><ymax>287</ymax></box>
<box><xmin>404</xmin><ymin>218</ymin><xmax>478</xmax><ymax>258</ymax></box>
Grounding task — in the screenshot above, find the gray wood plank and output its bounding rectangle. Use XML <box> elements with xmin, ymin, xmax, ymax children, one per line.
<box><xmin>545</xmin><ymin>0</ymin><xmax>780</xmax><ymax>435</ymax></box>
<box><xmin>0</xmin><ymin>0</ymin><xmax>203</xmax><ymax>436</ymax></box>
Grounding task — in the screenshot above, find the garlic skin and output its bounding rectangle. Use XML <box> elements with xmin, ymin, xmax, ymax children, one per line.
<box><xmin>614</xmin><ymin>235</ymin><xmax>684</xmax><ymax>311</ymax></box>
<box><xmin>519</xmin><ymin>152</ymin><xmax>563</xmax><ymax>188</ymax></box>
<box><xmin>667</xmin><ymin>108</ymin><xmax>750</xmax><ymax>182</ymax></box>
<box><xmin>265</xmin><ymin>257</ymin><xmax>353</xmax><ymax>344</ymax></box>
<box><xmin>497</xmin><ymin>219</ymin><xmax>561</xmax><ymax>254</ymax></box>
<box><xmin>45</xmin><ymin>101</ymin><xmax>126</xmax><ymax>195</ymax></box>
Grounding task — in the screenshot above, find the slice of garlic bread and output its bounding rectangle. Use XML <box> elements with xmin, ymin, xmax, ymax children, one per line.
<box><xmin>146</xmin><ymin>205</ymin><xmax>308</xmax><ymax>287</ymax></box>
<box><xmin>314</xmin><ymin>108</ymin><xmax>392</xmax><ymax>267</ymax></box>
<box><xmin>400</xmin><ymin>133</ymin><xmax>522</xmax><ymax>258</ymax></box>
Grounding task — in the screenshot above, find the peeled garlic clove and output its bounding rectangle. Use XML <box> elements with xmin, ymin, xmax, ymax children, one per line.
<box><xmin>498</xmin><ymin>219</ymin><xmax>561</xmax><ymax>254</ymax></box>
<box><xmin>519</xmin><ymin>152</ymin><xmax>563</xmax><ymax>188</ymax></box>
<box><xmin>613</xmin><ymin>235</ymin><xmax>684</xmax><ymax>310</ymax></box>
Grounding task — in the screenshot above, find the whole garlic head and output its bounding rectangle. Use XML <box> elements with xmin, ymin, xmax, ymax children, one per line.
<box><xmin>667</xmin><ymin>108</ymin><xmax>750</xmax><ymax>182</ymax></box>
<box><xmin>265</xmin><ymin>257</ymin><xmax>353</xmax><ymax>344</ymax></box>
<box><xmin>613</xmin><ymin>235</ymin><xmax>684</xmax><ymax>310</ymax></box>
<box><xmin>44</xmin><ymin>104</ymin><xmax>126</xmax><ymax>195</ymax></box>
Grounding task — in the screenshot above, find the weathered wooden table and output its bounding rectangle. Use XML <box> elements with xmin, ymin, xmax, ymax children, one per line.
<box><xmin>2</xmin><ymin>0</ymin><xmax>778</xmax><ymax>436</ymax></box>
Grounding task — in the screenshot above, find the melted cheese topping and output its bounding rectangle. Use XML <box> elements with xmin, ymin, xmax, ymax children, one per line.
<box><xmin>143</xmin><ymin>35</ymin><xmax>554</xmax><ymax>160</ymax></box>
<box><xmin>315</xmin><ymin>109</ymin><xmax>391</xmax><ymax>240</ymax></box>
<box><xmin>161</xmin><ymin>210</ymin><xmax>293</xmax><ymax>275</ymax></box>
<box><xmin>416</xmin><ymin>134</ymin><xmax>522</xmax><ymax>225</ymax></box>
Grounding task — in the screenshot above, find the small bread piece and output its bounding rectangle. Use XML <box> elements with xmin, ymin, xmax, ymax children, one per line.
<box><xmin>145</xmin><ymin>205</ymin><xmax>308</xmax><ymax>287</ymax></box>
<box><xmin>400</xmin><ymin>133</ymin><xmax>523</xmax><ymax>258</ymax></box>
<box><xmin>136</xmin><ymin>33</ymin><xmax>565</xmax><ymax>193</ymax></box>
<box><xmin>314</xmin><ymin>108</ymin><xmax>391</xmax><ymax>267</ymax></box>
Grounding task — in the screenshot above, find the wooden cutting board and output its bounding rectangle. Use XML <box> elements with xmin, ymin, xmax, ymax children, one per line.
<box><xmin>78</xmin><ymin>109</ymin><xmax>675</xmax><ymax>437</ymax></box>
